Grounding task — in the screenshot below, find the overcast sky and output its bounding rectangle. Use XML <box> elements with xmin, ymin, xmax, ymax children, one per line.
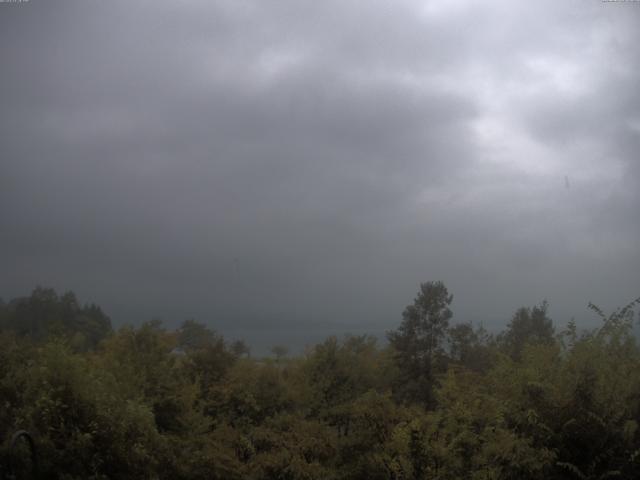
<box><xmin>1</xmin><ymin>0</ymin><xmax>639</xmax><ymax>351</ymax></box>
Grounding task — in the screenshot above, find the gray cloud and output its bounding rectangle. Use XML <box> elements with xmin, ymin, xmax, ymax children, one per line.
<box><xmin>1</xmin><ymin>0</ymin><xmax>639</xmax><ymax>351</ymax></box>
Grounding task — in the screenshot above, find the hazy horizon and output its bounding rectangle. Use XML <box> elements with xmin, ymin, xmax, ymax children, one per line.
<box><xmin>2</xmin><ymin>0</ymin><xmax>639</xmax><ymax>353</ymax></box>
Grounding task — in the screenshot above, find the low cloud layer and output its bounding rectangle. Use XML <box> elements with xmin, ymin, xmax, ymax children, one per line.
<box><xmin>1</xmin><ymin>0</ymin><xmax>639</xmax><ymax>350</ymax></box>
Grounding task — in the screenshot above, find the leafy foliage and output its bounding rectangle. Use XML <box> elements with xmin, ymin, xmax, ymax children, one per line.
<box><xmin>0</xmin><ymin>286</ymin><xmax>639</xmax><ymax>479</ymax></box>
<box><xmin>498</xmin><ymin>301</ymin><xmax>555</xmax><ymax>360</ymax></box>
<box><xmin>0</xmin><ymin>287</ymin><xmax>112</xmax><ymax>350</ymax></box>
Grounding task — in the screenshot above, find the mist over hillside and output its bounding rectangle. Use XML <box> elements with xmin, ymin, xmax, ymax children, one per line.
<box><xmin>1</xmin><ymin>1</ymin><xmax>639</xmax><ymax>477</ymax></box>
<box><xmin>1</xmin><ymin>0</ymin><xmax>639</xmax><ymax>341</ymax></box>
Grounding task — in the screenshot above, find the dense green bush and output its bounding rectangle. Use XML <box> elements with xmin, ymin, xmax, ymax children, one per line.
<box><xmin>0</xmin><ymin>287</ymin><xmax>639</xmax><ymax>479</ymax></box>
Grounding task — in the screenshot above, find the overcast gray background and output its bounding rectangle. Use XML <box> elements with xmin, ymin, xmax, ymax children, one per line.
<box><xmin>1</xmin><ymin>0</ymin><xmax>639</xmax><ymax>353</ymax></box>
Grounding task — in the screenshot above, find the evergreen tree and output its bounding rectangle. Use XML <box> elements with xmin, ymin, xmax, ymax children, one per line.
<box><xmin>387</xmin><ymin>281</ymin><xmax>453</xmax><ymax>407</ymax></box>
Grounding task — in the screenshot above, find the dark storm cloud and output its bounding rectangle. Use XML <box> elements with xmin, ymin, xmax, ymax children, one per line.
<box><xmin>1</xmin><ymin>0</ymin><xmax>639</xmax><ymax>350</ymax></box>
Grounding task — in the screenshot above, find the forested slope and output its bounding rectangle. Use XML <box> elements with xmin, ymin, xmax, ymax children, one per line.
<box><xmin>1</xmin><ymin>284</ymin><xmax>639</xmax><ymax>479</ymax></box>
